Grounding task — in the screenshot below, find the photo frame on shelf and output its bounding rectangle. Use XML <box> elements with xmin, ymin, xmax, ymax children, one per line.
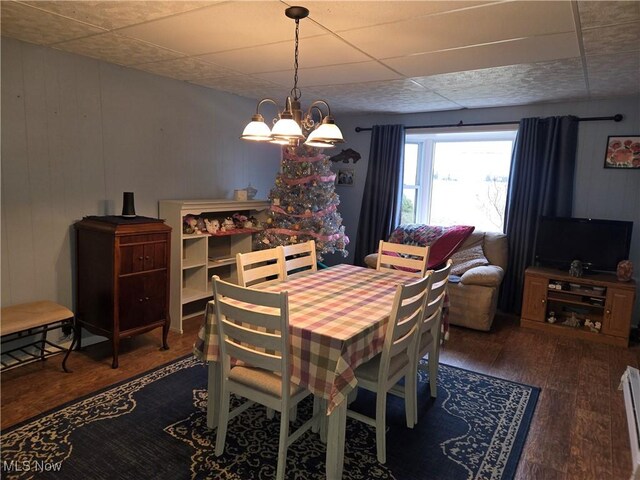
<box><xmin>603</xmin><ymin>135</ymin><xmax>640</xmax><ymax>169</ymax></box>
<box><xmin>336</xmin><ymin>168</ymin><xmax>355</xmax><ymax>186</ymax></box>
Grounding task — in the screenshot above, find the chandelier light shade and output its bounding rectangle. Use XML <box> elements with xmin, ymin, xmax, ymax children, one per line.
<box><xmin>240</xmin><ymin>113</ymin><xmax>273</xmax><ymax>141</ymax></box>
<box><xmin>240</xmin><ymin>6</ymin><xmax>344</xmax><ymax>149</ymax></box>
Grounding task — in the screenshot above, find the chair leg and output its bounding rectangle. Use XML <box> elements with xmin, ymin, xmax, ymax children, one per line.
<box><xmin>266</xmin><ymin>407</ymin><xmax>275</xmax><ymax>419</ymax></box>
<box><xmin>429</xmin><ymin>348</ymin><xmax>438</xmax><ymax>398</ymax></box>
<box><xmin>276</xmin><ymin>406</ymin><xmax>290</xmax><ymax>480</ymax></box>
<box><xmin>290</xmin><ymin>405</ymin><xmax>298</xmax><ymax>422</ymax></box>
<box><xmin>215</xmin><ymin>387</ymin><xmax>231</xmax><ymax>457</ymax></box>
<box><xmin>375</xmin><ymin>391</ymin><xmax>387</xmax><ymax>464</ymax></box>
<box><xmin>347</xmin><ymin>386</ymin><xmax>359</xmax><ymax>405</ymax></box>
<box><xmin>405</xmin><ymin>369</ymin><xmax>416</xmax><ymax>428</ymax></box>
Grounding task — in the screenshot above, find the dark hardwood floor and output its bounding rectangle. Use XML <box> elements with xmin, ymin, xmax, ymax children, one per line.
<box><xmin>2</xmin><ymin>313</ymin><xmax>638</xmax><ymax>479</ymax></box>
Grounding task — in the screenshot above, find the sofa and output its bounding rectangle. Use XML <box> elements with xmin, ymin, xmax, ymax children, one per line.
<box><xmin>364</xmin><ymin>226</ymin><xmax>508</xmax><ymax>331</ymax></box>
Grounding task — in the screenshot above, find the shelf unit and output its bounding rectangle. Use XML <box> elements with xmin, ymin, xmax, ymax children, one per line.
<box><xmin>521</xmin><ymin>266</ymin><xmax>636</xmax><ymax>347</ymax></box>
<box><xmin>159</xmin><ymin>199</ymin><xmax>270</xmax><ymax>333</ymax></box>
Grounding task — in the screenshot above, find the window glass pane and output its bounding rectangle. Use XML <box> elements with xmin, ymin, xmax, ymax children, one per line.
<box><xmin>430</xmin><ymin>140</ymin><xmax>512</xmax><ymax>232</ymax></box>
<box><xmin>403</xmin><ymin>144</ymin><xmax>419</xmax><ymax>185</ymax></box>
<box><xmin>401</xmin><ymin>188</ymin><xmax>417</xmax><ymax>224</ymax></box>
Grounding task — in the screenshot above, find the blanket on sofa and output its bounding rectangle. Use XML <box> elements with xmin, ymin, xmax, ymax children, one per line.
<box><xmin>388</xmin><ymin>224</ymin><xmax>475</xmax><ymax>269</ymax></box>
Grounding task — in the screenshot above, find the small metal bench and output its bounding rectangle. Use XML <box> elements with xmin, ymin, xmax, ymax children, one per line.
<box><xmin>1</xmin><ymin>301</ymin><xmax>76</xmax><ymax>372</ymax></box>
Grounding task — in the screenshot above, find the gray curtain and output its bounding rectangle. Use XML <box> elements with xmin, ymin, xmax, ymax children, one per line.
<box><xmin>353</xmin><ymin>125</ymin><xmax>405</xmax><ymax>266</ymax></box>
<box><xmin>500</xmin><ymin>116</ymin><xmax>579</xmax><ymax>313</ymax></box>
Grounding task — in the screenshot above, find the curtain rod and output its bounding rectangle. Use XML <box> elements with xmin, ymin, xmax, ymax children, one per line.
<box><xmin>354</xmin><ymin>114</ymin><xmax>624</xmax><ymax>133</ymax></box>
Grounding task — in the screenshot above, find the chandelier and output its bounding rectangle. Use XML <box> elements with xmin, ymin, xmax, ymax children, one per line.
<box><xmin>240</xmin><ymin>6</ymin><xmax>344</xmax><ymax>149</ymax></box>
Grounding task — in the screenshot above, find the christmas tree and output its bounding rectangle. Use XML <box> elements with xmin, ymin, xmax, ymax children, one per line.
<box><xmin>256</xmin><ymin>145</ymin><xmax>349</xmax><ymax>261</ymax></box>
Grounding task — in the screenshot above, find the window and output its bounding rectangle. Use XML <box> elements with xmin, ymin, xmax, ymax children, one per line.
<box><xmin>402</xmin><ymin>129</ymin><xmax>517</xmax><ymax>232</ymax></box>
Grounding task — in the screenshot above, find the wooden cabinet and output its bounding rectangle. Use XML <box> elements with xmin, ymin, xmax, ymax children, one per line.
<box><xmin>158</xmin><ymin>199</ymin><xmax>269</xmax><ymax>333</ymax></box>
<box><xmin>521</xmin><ymin>267</ymin><xmax>636</xmax><ymax>347</ymax></box>
<box><xmin>75</xmin><ymin>216</ymin><xmax>171</xmax><ymax>368</ymax></box>
<box><xmin>521</xmin><ymin>274</ymin><xmax>548</xmax><ymax>323</ymax></box>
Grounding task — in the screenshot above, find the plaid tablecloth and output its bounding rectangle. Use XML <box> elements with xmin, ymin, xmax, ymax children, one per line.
<box><xmin>193</xmin><ymin>264</ymin><xmax>419</xmax><ymax>414</ymax></box>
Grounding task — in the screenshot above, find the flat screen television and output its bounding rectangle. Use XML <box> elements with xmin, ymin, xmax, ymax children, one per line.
<box><xmin>534</xmin><ymin>216</ymin><xmax>633</xmax><ymax>273</ymax></box>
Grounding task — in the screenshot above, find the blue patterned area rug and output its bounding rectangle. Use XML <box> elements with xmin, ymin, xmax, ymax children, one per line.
<box><xmin>1</xmin><ymin>356</ymin><xmax>539</xmax><ymax>480</ymax></box>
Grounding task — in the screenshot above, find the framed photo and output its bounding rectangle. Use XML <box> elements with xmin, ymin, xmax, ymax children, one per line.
<box><xmin>336</xmin><ymin>168</ymin><xmax>355</xmax><ymax>186</ymax></box>
<box><xmin>604</xmin><ymin>135</ymin><xmax>640</xmax><ymax>169</ymax></box>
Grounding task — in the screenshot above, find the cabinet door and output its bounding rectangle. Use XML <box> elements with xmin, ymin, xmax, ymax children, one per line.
<box><xmin>121</xmin><ymin>241</ymin><xmax>167</xmax><ymax>274</ymax></box>
<box><xmin>143</xmin><ymin>242</ymin><xmax>167</xmax><ymax>271</ymax></box>
<box><xmin>522</xmin><ymin>275</ymin><xmax>548</xmax><ymax>322</ymax></box>
<box><xmin>120</xmin><ymin>244</ymin><xmax>146</xmax><ymax>274</ymax></box>
<box><xmin>602</xmin><ymin>288</ymin><xmax>634</xmax><ymax>338</ymax></box>
<box><xmin>119</xmin><ymin>275</ymin><xmax>148</xmax><ymax>331</ymax></box>
<box><xmin>144</xmin><ymin>271</ymin><xmax>168</xmax><ymax>324</ymax></box>
<box><xmin>119</xmin><ymin>272</ymin><xmax>167</xmax><ymax>331</ymax></box>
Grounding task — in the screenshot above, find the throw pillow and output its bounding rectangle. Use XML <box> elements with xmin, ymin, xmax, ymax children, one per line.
<box><xmin>450</xmin><ymin>243</ymin><xmax>489</xmax><ymax>276</ymax></box>
<box><xmin>427</xmin><ymin>225</ymin><xmax>475</xmax><ymax>268</ymax></box>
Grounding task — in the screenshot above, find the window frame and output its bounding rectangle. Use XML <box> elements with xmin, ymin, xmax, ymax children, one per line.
<box><xmin>405</xmin><ymin>126</ymin><xmax>518</xmax><ymax>229</ymax></box>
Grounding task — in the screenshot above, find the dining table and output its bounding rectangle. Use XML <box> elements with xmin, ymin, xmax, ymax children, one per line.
<box><xmin>193</xmin><ymin>263</ymin><xmax>424</xmax><ymax>479</ymax></box>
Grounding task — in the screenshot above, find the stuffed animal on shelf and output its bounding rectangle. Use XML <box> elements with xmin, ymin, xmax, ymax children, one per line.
<box><xmin>183</xmin><ymin>215</ymin><xmax>200</xmax><ymax>234</ymax></box>
<box><xmin>205</xmin><ymin>218</ymin><xmax>219</xmax><ymax>234</ymax></box>
<box><xmin>221</xmin><ymin>217</ymin><xmax>235</xmax><ymax>231</ymax></box>
<box><xmin>196</xmin><ymin>217</ymin><xmax>206</xmax><ymax>234</ymax></box>
<box><xmin>232</xmin><ymin>213</ymin><xmax>248</xmax><ymax>229</ymax></box>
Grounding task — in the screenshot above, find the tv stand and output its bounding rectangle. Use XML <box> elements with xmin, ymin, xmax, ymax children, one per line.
<box><xmin>521</xmin><ymin>266</ymin><xmax>636</xmax><ymax>347</ymax></box>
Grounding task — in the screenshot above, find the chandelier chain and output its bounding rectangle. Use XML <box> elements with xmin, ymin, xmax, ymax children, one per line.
<box><xmin>291</xmin><ymin>18</ymin><xmax>301</xmax><ymax>100</ymax></box>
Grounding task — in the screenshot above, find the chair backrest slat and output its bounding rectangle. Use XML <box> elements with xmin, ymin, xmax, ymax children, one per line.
<box><xmin>224</xmin><ymin>339</ymin><xmax>282</xmax><ymax>372</ymax></box>
<box><xmin>281</xmin><ymin>240</ymin><xmax>317</xmax><ymax>278</ymax></box>
<box><xmin>236</xmin><ymin>248</ymin><xmax>285</xmax><ymax>288</ymax></box>
<box><xmin>218</xmin><ymin>312</ymin><xmax>283</xmax><ymax>350</ymax></box>
<box><xmin>376</xmin><ymin>240</ymin><xmax>429</xmax><ymax>277</ymax></box>
<box><xmin>218</xmin><ymin>301</ymin><xmax>283</xmax><ymax>332</ymax></box>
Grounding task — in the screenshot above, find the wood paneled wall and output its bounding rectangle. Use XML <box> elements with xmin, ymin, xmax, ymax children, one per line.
<box><xmin>1</xmin><ymin>38</ymin><xmax>281</xmax><ymax>309</ymax></box>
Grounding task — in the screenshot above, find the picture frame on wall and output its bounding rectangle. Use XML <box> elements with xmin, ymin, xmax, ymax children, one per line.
<box><xmin>603</xmin><ymin>135</ymin><xmax>640</xmax><ymax>169</ymax></box>
<box><xmin>336</xmin><ymin>168</ymin><xmax>355</xmax><ymax>186</ymax></box>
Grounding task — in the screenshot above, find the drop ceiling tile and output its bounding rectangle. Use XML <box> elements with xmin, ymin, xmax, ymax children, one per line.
<box><xmin>116</xmin><ymin>2</ymin><xmax>327</xmax><ymax>56</ymax></box>
<box><xmin>577</xmin><ymin>1</ymin><xmax>640</xmax><ymax>29</ymax></box>
<box><xmin>198</xmin><ymin>34</ymin><xmax>371</xmax><ymax>74</ymax></box>
<box><xmin>304</xmin><ymin>1</ymin><xmax>492</xmax><ymax>32</ymax></box>
<box><xmin>257</xmin><ymin>61</ymin><xmax>402</xmax><ymax>87</ymax></box>
<box><xmin>1</xmin><ymin>1</ymin><xmax>105</xmax><ymax>45</ymax></box>
<box><xmin>20</xmin><ymin>1</ymin><xmax>219</xmax><ymax>30</ymax></box>
<box><xmin>339</xmin><ymin>1</ymin><xmax>575</xmax><ymax>59</ymax></box>
<box><xmin>190</xmin><ymin>75</ymin><xmax>283</xmax><ymax>99</ymax></box>
<box><xmin>304</xmin><ymin>80</ymin><xmax>461</xmax><ymax>115</ymax></box>
<box><xmin>414</xmin><ymin>59</ymin><xmax>588</xmax><ymax>106</ymax></box>
<box><xmin>55</xmin><ymin>32</ymin><xmax>181</xmax><ymax>66</ymax></box>
<box><xmin>586</xmin><ymin>51</ymin><xmax>640</xmax><ymax>96</ymax></box>
<box><xmin>134</xmin><ymin>57</ymin><xmax>238</xmax><ymax>80</ymax></box>
<box><xmin>582</xmin><ymin>22</ymin><xmax>640</xmax><ymax>56</ymax></box>
<box><xmin>384</xmin><ymin>32</ymin><xmax>579</xmax><ymax>78</ymax></box>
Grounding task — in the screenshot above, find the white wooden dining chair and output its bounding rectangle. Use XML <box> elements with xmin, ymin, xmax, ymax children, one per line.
<box><xmin>212</xmin><ymin>276</ymin><xmax>320</xmax><ymax>480</ymax></box>
<box><xmin>236</xmin><ymin>248</ymin><xmax>285</xmax><ymax>288</ymax></box>
<box><xmin>408</xmin><ymin>259</ymin><xmax>452</xmax><ymax>425</ymax></box>
<box><xmin>281</xmin><ymin>240</ymin><xmax>318</xmax><ymax>280</ymax></box>
<box><xmin>347</xmin><ymin>272</ymin><xmax>432</xmax><ymax>464</ymax></box>
<box><xmin>376</xmin><ymin>240</ymin><xmax>430</xmax><ymax>277</ymax></box>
